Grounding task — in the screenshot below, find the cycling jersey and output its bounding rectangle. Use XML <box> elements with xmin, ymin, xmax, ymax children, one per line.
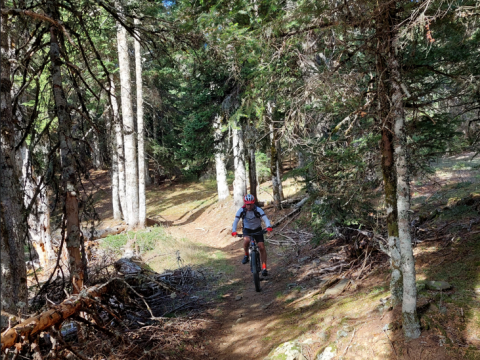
<box><xmin>232</xmin><ymin>206</ymin><xmax>271</xmax><ymax>232</ymax></box>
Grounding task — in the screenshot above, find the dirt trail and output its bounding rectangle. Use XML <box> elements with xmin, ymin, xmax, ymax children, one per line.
<box><xmin>154</xmin><ymin>187</ymin><xmax>299</xmax><ymax>360</ymax></box>
<box><xmin>193</xmin><ymin>238</ymin><xmax>290</xmax><ymax>360</ymax></box>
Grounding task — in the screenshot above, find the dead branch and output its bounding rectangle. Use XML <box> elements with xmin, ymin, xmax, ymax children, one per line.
<box><xmin>1</xmin><ymin>280</ymin><xmax>112</xmax><ymax>350</ymax></box>
<box><xmin>272</xmin><ymin>208</ymin><xmax>301</xmax><ymax>228</ymax></box>
<box><xmin>271</xmin><ymin>196</ymin><xmax>309</xmax><ymax>228</ymax></box>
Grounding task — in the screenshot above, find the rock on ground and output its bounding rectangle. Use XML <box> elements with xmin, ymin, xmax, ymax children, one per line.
<box><xmin>425</xmin><ymin>280</ymin><xmax>452</xmax><ymax>291</ymax></box>
<box><xmin>316</xmin><ymin>346</ymin><xmax>336</xmax><ymax>360</ymax></box>
<box><xmin>264</xmin><ymin>341</ymin><xmax>302</xmax><ymax>360</ymax></box>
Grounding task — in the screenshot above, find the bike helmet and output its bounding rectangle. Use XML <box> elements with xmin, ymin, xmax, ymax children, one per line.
<box><xmin>244</xmin><ymin>194</ymin><xmax>255</xmax><ymax>204</ymax></box>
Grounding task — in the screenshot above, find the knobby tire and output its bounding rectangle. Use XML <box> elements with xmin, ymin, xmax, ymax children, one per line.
<box><xmin>251</xmin><ymin>251</ymin><xmax>261</xmax><ymax>292</ymax></box>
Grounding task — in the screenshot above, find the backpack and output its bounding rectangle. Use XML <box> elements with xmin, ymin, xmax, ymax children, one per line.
<box><xmin>240</xmin><ymin>205</ymin><xmax>262</xmax><ymax>219</ymax></box>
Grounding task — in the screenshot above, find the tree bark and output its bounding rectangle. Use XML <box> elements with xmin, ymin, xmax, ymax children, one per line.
<box><xmin>107</xmin><ymin>75</ymin><xmax>126</xmax><ymax>220</ymax></box>
<box><xmin>248</xmin><ymin>146</ymin><xmax>257</xmax><ymax>201</ymax></box>
<box><xmin>270</xmin><ymin>123</ymin><xmax>281</xmax><ymax>209</ymax></box>
<box><xmin>214</xmin><ymin>115</ymin><xmax>230</xmax><ymax>201</ymax></box>
<box><xmin>297</xmin><ymin>150</ymin><xmax>305</xmax><ymax>169</ymax></box>
<box><xmin>376</xmin><ymin>7</ymin><xmax>402</xmax><ymax>307</ymax></box>
<box><xmin>48</xmin><ymin>4</ymin><xmax>84</xmax><ymax>292</ymax></box>
<box><xmin>244</xmin><ymin>124</ymin><xmax>257</xmax><ymax>201</ymax></box>
<box><xmin>233</xmin><ymin>122</ymin><xmax>247</xmax><ymax>209</ymax></box>
<box><xmin>92</xmin><ymin>132</ymin><xmax>102</xmax><ymax>169</ymax></box>
<box><xmin>134</xmin><ymin>18</ymin><xmax>146</xmax><ymax>228</ymax></box>
<box><xmin>389</xmin><ymin>36</ymin><xmax>421</xmax><ymax>339</ymax></box>
<box><xmin>111</xmin><ymin>129</ymin><xmax>122</xmax><ymax>220</ymax></box>
<box><xmin>145</xmin><ymin>158</ymin><xmax>152</xmax><ymax>185</ymax></box>
<box><xmin>275</xmin><ymin>138</ymin><xmax>284</xmax><ymax>200</ymax></box>
<box><xmin>20</xmin><ymin>146</ymin><xmax>55</xmax><ymax>268</ymax></box>
<box><xmin>0</xmin><ymin>3</ymin><xmax>28</xmax><ymax>325</ymax></box>
<box><xmin>116</xmin><ymin>13</ymin><xmax>139</xmax><ymax>228</ymax></box>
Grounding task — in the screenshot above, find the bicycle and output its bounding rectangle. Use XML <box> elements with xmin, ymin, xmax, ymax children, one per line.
<box><xmin>236</xmin><ymin>229</ymin><xmax>267</xmax><ymax>292</ymax></box>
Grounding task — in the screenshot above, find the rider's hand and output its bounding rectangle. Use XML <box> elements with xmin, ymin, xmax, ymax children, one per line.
<box><xmin>231</xmin><ymin>232</ymin><xmax>237</xmax><ymax>237</ymax></box>
<box><xmin>266</xmin><ymin>227</ymin><xmax>273</xmax><ymax>232</ymax></box>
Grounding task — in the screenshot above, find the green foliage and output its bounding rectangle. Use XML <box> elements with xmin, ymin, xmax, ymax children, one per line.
<box><xmin>310</xmin><ymin>133</ymin><xmax>380</xmax><ymax>242</ymax></box>
<box><xmin>255</xmin><ymin>151</ymin><xmax>270</xmax><ymax>182</ymax></box>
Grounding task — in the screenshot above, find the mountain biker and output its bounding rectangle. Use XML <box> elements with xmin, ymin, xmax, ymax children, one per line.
<box><xmin>232</xmin><ymin>194</ymin><xmax>273</xmax><ymax>276</ymax></box>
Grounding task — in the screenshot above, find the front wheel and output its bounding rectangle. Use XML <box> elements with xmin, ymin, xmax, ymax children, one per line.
<box><xmin>251</xmin><ymin>251</ymin><xmax>261</xmax><ymax>292</ymax></box>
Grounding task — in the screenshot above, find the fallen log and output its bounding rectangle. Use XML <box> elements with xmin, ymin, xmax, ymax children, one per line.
<box><xmin>1</xmin><ymin>280</ymin><xmax>112</xmax><ymax>351</ymax></box>
<box><xmin>272</xmin><ymin>208</ymin><xmax>301</xmax><ymax>228</ymax></box>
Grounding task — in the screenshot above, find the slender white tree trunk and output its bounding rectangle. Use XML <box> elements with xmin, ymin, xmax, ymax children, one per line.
<box><xmin>233</xmin><ymin>123</ymin><xmax>247</xmax><ymax>209</ymax></box>
<box><xmin>214</xmin><ymin>115</ymin><xmax>230</xmax><ymax>200</ymax></box>
<box><xmin>92</xmin><ymin>133</ymin><xmax>102</xmax><ymax>169</ymax></box>
<box><xmin>0</xmin><ymin>5</ymin><xmax>28</xmax><ymax>324</ymax></box>
<box><xmin>49</xmin><ymin>6</ymin><xmax>84</xmax><ymax>292</ymax></box>
<box><xmin>134</xmin><ymin>18</ymin><xmax>146</xmax><ymax>228</ymax></box>
<box><xmin>116</xmin><ymin>18</ymin><xmax>139</xmax><ymax>228</ymax></box>
<box><xmin>107</xmin><ymin>75</ymin><xmax>126</xmax><ymax>219</ymax></box>
<box><xmin>390</xmin><ymin>37</ymin><xmax>421</xmax><ymax>340</ymax></box>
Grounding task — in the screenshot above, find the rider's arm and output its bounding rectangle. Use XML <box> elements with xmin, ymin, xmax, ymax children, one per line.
<box><xmin>232</xmin><ymin>208</ymin><xmax>243</xmax><ymax>233</ymax></box>
<box><xmin>257</xmin><ymin>207</ymin><xmax>272</xmax><ymax>228</ymax></box>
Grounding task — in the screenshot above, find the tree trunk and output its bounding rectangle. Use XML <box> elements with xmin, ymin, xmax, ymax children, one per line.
<box><xmin>244</xmin><ymin>124</ymin><xmax>257</xmax><ymax>201</ymax></box>
<box><xmin>376</xmin><ymin>9</ymin><xmax>402</xmax><ymax>306</ymax></box>
<box><xmin>111</xmin><ymin>132</ymin><xmax>122</xmax><ymax>220</ymax></box>
<box><xmin>48</xmin><ymin>6</ymin><xmax>84</xmax><ymax>292</ymax></box>
<box><xmin>0</xmin><ymin>3</ymin><xmax>28</xmax><ymax>325</ymax></box>
<box><xmin>20</xmin><ymin>146</ymin><xmax>55</xmax><ymax>268</ymax></box>
<box><xmin>297</xmin><ymin>150</ymin><xmax>305</xmax><ymax>169</ymax></box>
<box><xmin>248</xmin><ymin>146</ymin><xmax>257</xmax><ymax>201</ymax></box>
<box><xmin>270</xmin><ymin>123</ymin><xmax>281</xmax><ymax>209</ymax></box>
<box><xmin>134</xmin><ymin>18</ymin><xmax>146</xmax><ymax>228</ymax></box>
<box><xmin>233</xmin><ymin>122</ymin><xmax>246</xmax><ymax>209</ymax></box>
<box><xmin>116</xmin><ymin>14</ymin><xmax>139</xmax><ymax>228</ymax></box>
<box><xmin>276</xmin><ymin>138</ymin><xmax>284</xmax><ymax>200</ymax></box>
<box><xmin>107</xmin><ymin>75</ymin><xmax>126</xmax><ymax>220</ymax></box>
<box><xmin>145</xmin><ymin>158</ymin><xmax>152</xmax><ymax>185</ymax></box>
<box><xmin>92</xmin><ymin>132</ymin><xmax>102</xmax><ymax>169</ymax></box>
<box><xmin>381</xmin><ymin>127</ymin><xmax>403</xmax><ymax>306</ymax></box>
<box><xmin>389</xmin><ymin>36</ymin><xmax>421</xmax><ymax>340</ymax></box>
<box><xmin>214</xmin><ymin>115</ymin><xmax>230</xmax><ymax>201</ymax></box>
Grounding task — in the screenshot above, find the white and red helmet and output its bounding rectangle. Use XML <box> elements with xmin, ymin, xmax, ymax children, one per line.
<box><xmin>244</xmin><ymin>194</ymin><xmax>255</xmax><ymax>204</ymax></box>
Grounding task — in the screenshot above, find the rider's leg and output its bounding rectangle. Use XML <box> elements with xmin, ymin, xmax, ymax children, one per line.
<box><xmin>243</xmin><ymin>236</ymin><xmax>251</xmax><ymax>256</ymax></box>
<box><xmin>258</xmin><ymin>242</ymin><xmax>267</xmax><ymax>269</ymax></box>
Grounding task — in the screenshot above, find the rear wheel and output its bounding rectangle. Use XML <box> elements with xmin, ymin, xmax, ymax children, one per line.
<box><xmin>251</xmin><ymin>251</ymin><xmax>261</xmax><ymax>292</ymax></box>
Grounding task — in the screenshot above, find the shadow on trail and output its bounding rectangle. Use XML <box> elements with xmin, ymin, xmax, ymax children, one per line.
<box><xmin>147</xmin><ymin>193</ymin><xmax>217</xmax><ymax>227</ymax></box>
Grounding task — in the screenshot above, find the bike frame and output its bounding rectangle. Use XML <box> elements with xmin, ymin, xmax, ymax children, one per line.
<box><xmin>236</xmin><ymin>229</ymin><xmax>268</xmax><ymax>292</ymax></box>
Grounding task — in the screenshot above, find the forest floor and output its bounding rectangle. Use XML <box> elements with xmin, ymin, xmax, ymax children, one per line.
<box><xmin>50</xmin><ymin>153</ymin><xmax>480</xmax><ymax>360</ymax></box>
